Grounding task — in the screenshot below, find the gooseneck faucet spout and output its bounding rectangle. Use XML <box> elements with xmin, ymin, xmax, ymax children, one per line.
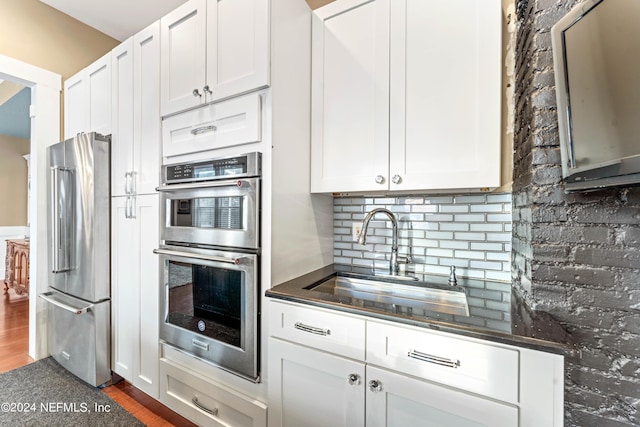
<box><xmin>358</xmin><ymin>208</ymin><xmax>407</xmax><ymax>275</ymax></box>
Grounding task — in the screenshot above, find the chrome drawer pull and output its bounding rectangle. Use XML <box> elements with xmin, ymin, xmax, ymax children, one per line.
<box><xmin>192</xmin><ymin>397</ymin><xmax>218</xmax><ymax>416</ymax></box>
<box><xmin>294</xmin><ymin>322</ymin><xmax>331</xmax><ymax>336</ymax></box>
<box><xmin>408</xmin><ymin>349</ymin><xmax>461</xmax><ymax>369</ymax></box>
<box><xmin>190</xmin><ymin>125</ymin><xmax>217</xmax><ymax>135</ymax></box>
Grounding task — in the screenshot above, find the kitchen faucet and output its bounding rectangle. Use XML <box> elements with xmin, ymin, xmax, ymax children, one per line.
<box><xmin>358</xmin><ymin>208</ymin><xmax>409</xmax><ymax>275</ymax></box>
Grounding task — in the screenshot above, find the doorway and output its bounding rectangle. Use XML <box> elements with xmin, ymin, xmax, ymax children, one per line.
<box><xmin>0</xmin><ymin>54</ymin><xmax>61</xmax><ymax>361</ymax></box>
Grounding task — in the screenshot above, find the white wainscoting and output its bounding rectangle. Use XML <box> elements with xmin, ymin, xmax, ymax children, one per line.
<box><xmin>0</xmin><ymin>226</ymin><xmax>29</xmax><ymax>279</ymax></box>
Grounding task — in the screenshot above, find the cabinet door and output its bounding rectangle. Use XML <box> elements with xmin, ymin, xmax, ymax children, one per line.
<box><xmin>311</xmin><ymin>0</ymin><xmax>390</xmax><ymax>193</ymax></box>
<box><xmin>366</xmin><ymin>366</ymin><xmax>518</xmax><ymax>427</ymax></box>
<box><xmin>388</xmin><ymin>0</ymin><xmax>501</xmax><ymax>191</ymax></box>
<box><xmin>133</xmin><ymin>194</ymin><xmax>160</xmax><ymax>398</ymax></box>
<box><xmin>64</xmin><ymin>70</ymin><xmax>87</xmax><ymax>139</ymax></box>
<box><xmin>111</xmin><ymin>196</ymin><xmax>137</xmax><ymax>381</ymax></box>
<box><xmin>112</xmin><ymin>40</ymin><xmax>135</xmax><ymax>197</ymax></box>
<box><xmin>162</xmin><ymin>92</ymin><xmax>261</xmax><ymax>159</ymax></box>
<box><xmin>205</xmin><ymin>0</ymin><xmax>269</xmax><ymax>102</ymax></box>
<box><xmin>160</xmin><ymin>0</ymin><xmax>207</xmax><ymax>116</ymax></box>
<box><xmin>134</xmin><ymin>22</ymin><xmax>161</xmax><ymax>194</ymax></box>
<box><xmin>111</xmin><ymin>195</ymin><xmax>160</xmax><ymax>397</ymax></box>
<box><xmin>268</xmin><ymin>338</ymin><xmax>365</xmax><ymax>427</ymax></box>
<box><xmin>86</xmin><ymin>52</ymin><xmax>112</xmax><ymax>135</ymax></box>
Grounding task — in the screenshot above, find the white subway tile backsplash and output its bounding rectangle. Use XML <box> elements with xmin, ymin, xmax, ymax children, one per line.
<box><xmin>411</xmin><ymin>204</ymin><xmax>439</xmax><ymax>213</ymax></box>
<box><xmin>470</xmin><ymin>242</ymin><xmax>503</xmax><ymax>251</ymax></box>
<box><xmin>470</xmin><ymin>223</ymin><xmax>504</xmax><ymax>232</ymax></box>
<box><xmin>470</xmin><ymin>204</ymin><xmax>505</xmax><ymax>213</ymax></box>
<box><xmin>455</xmin><ymin>195</ymin><xmax>487</xmax><ymax>203</ymax></box>
<box><xmin>454</xmin><ymin>214</ymin><xmax>486</xmax><ymax>222</ymax></box>
<box><xmin>440</xmin><ymin>223</ymin><xmax>470</xmax><ymax>232</ymax></box>
<box><xmin>440</xmin><ymin>204</ymin><xmax>470</xmax><ymax>213</ymax></box>
<box><xmin>333</xmin><ymin>193</ymin><xmax>512</xmax><ymax>282</ymax></box>
<box><xmin>455</xmin><ymin>232</ymin><xmax>486</xmax><ymax>241</ymax></box>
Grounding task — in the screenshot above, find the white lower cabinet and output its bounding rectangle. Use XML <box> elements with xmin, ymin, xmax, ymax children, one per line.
<box><xmin>269</xmin><ymin>338</ymin><xmax>365</xmax><ymax>427</ymax></box>
<box><xmin>111</xmin><ymin>194</ymin><xmax>160</xmax><ymax>398</ymax></box>
<box><xmin>268</xmin><ymin>300</ymin><xmax>564</xmax><ymax>427</ymax></box>
<box><xmin>366</xmin><ymin>365</ymin><xmax>517</xmax><ymax>427</ymax></box>
<box><xmin>159</xmin><ymin>357</ymin><xmax>267</xmax><ymax>427</ymax></box>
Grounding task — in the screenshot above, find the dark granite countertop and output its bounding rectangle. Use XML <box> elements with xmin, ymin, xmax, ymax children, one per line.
<box><xmin>266</xmin><ymin>264</ymin><xmax>580</xmax><ymax>359</ymax></box>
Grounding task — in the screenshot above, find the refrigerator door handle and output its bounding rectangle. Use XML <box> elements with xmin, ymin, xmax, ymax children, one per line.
<box><xmin>51</xmin><ymin>167</ymin><xmax>74</xmax><ymax>273</ymax></box>
<box><xmin>39</xmin><ymin>291</ymin><xmax>94</xmax><ymax>315</ymax></box>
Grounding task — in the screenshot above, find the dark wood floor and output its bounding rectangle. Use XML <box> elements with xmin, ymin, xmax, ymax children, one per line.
<box><xmin>0</xmin><ymin>288</ymin><xmax>197</xmax><ymax>427</ymax></box>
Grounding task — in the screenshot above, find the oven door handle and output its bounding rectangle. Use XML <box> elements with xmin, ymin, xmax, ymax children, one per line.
<box><xmin>153</xmin><ymin>248</ymin><xmax>243</xmax><ymax>265</ymax></box>
<box><xmin>155</xmin><ymin>179</ymin><xmax>252</xmax><ymax>192</ymax></box>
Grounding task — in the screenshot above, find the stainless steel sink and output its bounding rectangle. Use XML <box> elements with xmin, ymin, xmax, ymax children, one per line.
<box><xmin>307</xmin><ymin>275</ymin><xmax>470</xmax><ymax>317</ymax></box>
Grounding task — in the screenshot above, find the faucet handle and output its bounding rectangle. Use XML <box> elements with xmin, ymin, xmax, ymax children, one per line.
<box><xmin>397</xmin><ymin>255</ymin><xmax>411</xmax><ymax>265</ymax></box>
<box><xmin>448</xmin><ymin>266</ymin><xmax>458</xmax><ymax>286</ymax></box>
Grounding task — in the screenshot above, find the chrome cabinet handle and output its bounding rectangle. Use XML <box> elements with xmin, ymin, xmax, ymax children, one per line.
<box><xmin>294</xmin><ymin>322</ymin><xmax>331</xmax><ymax>336</ymax></box>
<box><xmin>124</xmin><ymin>172</ymin><xmax>131</xmax><ymax>194</ymax></box>
<box><xmin>190</xmin><ymin>125</ymin><xmax>217</xmax><ymax>135</ymax></box>
<box><xmin>368</xmin><ymin>380</ymin><xmax>382</xmax><ymax>393</ymax></box>
<box><xmin>348</xmin><ymin>374</ymin><xmax>361</xmax><ymax>386</ymax></box>
<box><xmin>130</xmin><ymin>171</ymin><xmax>137</xmax><ymax>194</ymax></box>
<box><xmin>392</xmin><ymin>174</ymin><xmax>402</xmax><ymax>184</ymax></box>
<box><xmin>203</xmin><ymin>85</ymin><xmax>213</xmax><ymax>95</ymax></box>
<box><xmin>192</xmin><ymin>88</ymin><xmax>202</xmax><ymax>97</ymax></box>
<box><xmin>407</xmin><ymin>349</ymin><xmax>461</xmax><ymax>369</ymax></box>
<box><xmin>375</xmin><ymin>175</ymin><xmax>385</xmax><ymax>184</ymax></box>
<box><xmin>125</xmin><ymin>196</ymin><xmax>131</xmax><ymax>219</ymax></box>
<box><xmin>125</xmin><ymin>171</ymin><xmax>136</xmax><ymax>195</ymax></box>
<box><xmin>129</xmin><ymin>196</ymin><xmax>136</xmax><ymax>219</ymax></box>
<box><xmin>192</xmin><ymin>397</ymin><xmax>218</xmax><ymax>416</ymax></box>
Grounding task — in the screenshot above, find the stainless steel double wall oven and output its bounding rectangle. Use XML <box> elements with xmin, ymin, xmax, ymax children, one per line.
<box><xmin>155</xmin><ymin>152</ymin><xmax>261</xmax><ymax>381</ymax></box>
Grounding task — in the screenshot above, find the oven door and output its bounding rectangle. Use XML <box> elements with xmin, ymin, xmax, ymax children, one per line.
<box><xmin>155</xmin><ymin>245</ymin><xmax>259</xmax><ymax>381</ymax></box>
<box><xmin>158</xmin><ymin>177</ymin><xmax>259</xmax><ymax>249</ymax></box>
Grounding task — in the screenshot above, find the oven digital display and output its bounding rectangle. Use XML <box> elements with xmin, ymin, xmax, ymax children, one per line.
<box><xmin>167</xmin><ymin>156</ymin><xmax>249</xmax><ymax>182</ymax></box>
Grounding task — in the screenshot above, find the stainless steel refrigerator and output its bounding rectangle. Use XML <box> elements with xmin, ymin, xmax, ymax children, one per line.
<box><xmin>39</xmin><ymin>132</ymin><xmax>111</xmax><ymax>387</ymax></box>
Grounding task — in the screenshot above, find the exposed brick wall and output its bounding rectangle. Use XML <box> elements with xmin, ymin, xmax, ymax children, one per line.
<box><xmin>513</xmin><ymin>1</ymin><xmax>640</xmax><ymax>425</ymax></box>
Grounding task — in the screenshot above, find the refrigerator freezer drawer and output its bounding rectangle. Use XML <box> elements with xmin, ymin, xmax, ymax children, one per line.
<box><xmin>41</xmin><ymin>290</ymin><xmax>111</xmax><ymax>387</ymax></box>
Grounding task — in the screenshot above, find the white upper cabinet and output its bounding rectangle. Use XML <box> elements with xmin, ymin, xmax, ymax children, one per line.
<box><xmin>112</xmin><ymin>22</ymin><xmax>161</xmax><ymax>197</ymax></box>
<box><xmin>63</xmin><ymin>71</ymin><xmax>87</xmax><ymax>139</ymax></box>
<box><xmin>111</xmin><ymin>39</ymin><xmax>134</xmax><ymax>197</ymax></box>
<box><xmin>160</xmin><ymin>0</ymin><xmax>269</xmax><ymax>117</ymax></box>
<box><xmin>133</xmin><ymin>22</ymin><xmax>162</xmax><ymax>194</ymax></box>
<box><xmin>310</xmin><ymin>0</ymin><xmax>390</xmax><ymax>193</ymax></box>
<box><xmin>311</xmin><ymin>0</ymin><xmax>502</xmax><ymax>193</ymax></box>
<box><xmin>64</xmin><ymin>52</ymin><xmax>112</xmax><ymax>139</ymax></box>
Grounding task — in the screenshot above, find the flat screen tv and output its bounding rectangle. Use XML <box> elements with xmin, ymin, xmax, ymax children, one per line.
<box><xmin>551</xmin><ymin>0</ymin><xmax>640</xmax><ymax>192</ymax></box>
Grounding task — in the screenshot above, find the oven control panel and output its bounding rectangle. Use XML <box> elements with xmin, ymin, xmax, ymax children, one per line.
<box><xmin>163</xmin><ymin>152</ymin><xmax>261</xmax><ymax>184</ymax></box>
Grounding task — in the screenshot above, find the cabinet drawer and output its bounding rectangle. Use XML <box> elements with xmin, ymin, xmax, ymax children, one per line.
<box><xmin>269</xmin><ymin>301</ymin><xmax>366</xmax><ymax>360</ymax></box>
<box><xmin>159</xmin><ymin>358</ymin><xmax>267</xmax><ymax>427</ymax></box>
<box><xmin>367</xmin><ymin>321</ymin><xmax>519</xmax><ymax>404</ymax></box>
<box><xmin>162</xmin><ymin>92</ymin><xmax>261</xmax><ymax>158</ymax></box>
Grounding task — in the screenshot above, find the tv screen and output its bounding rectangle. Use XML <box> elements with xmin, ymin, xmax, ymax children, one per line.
<box><xmin>551</xmin><ymin>0</ymin><xmax>640</xmax><ymax>191</ymax></box>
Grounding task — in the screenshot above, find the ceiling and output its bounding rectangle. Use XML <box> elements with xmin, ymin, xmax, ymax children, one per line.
<box><xmin>39</xmin><ymin>0</ymin><xmax>188</xmax><ymax>41</ymax></box>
